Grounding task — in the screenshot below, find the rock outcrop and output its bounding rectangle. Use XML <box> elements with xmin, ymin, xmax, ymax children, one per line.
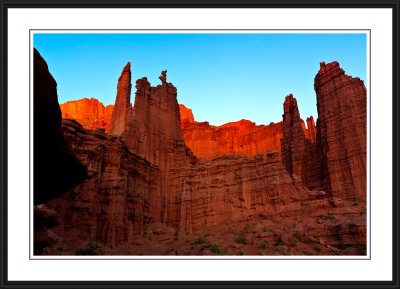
<box><xmin>179</xmin><ymin>104</ymin><xmax>194</xmax><ymax>123</ymax></box>
<box><xmin>33</xmin><ymin>48</ymin><xmax>87</xmax><ymax>205</ymax></box>
<box><xmin>109</xmin><ymin>62</ymin><xmax>132</xmax><ymax>136</ymax></box>
<box><xmin>314</xmin><ymin>61</ymin><xmax>367</xmax><ymax>201</ymax></box>
<box><xmin>167</xmin><ymin>152</ymin><xmax>328</xmax><ymax>234</ymax></box>
<box><xmin>60</xmin><ymin>98</ymin><xmax>113</xmax><ymax>133</ymax></box>
<box><xmin>41</xmin><ymin>61</ymin><xmax>331</xmax><ymax>249</ymax></box>
<box><xmin>35</xmin><ymin>55</ymin><xmax>365</xmax><ymax>255</ymax></box>
<box><xmin>60</xmin><ymin>100</ymin><xmax>283</xmax><ymax>160</ymax></box>
<box><xmin>47</xmin><ymin>119</ymin><xmax>159</xmax><ymax>246</ymax></box>
<box><xmin>122</xmin><ymin>71</ymin><xmax>196</xmax><ymax>223</ymax></box>
<box><xmin>279</xmin><ymin>62</ymin><xmax>366</xmax><ymax>203</ymax></box>
<box><xmin>181</xmin><ymin>119</ymin><xmax>283</xmax><ymax>160</ymax></box>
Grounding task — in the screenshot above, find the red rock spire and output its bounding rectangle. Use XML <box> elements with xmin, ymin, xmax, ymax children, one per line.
<box><xmin>280</xmin><ymin>94</ymin><xmax>306</xmax><ymax>178</ymax></box>
<box><xmin>109</xmin><ymin>62</ymin><xmax>132</xmax><ymax>136</ymax></box>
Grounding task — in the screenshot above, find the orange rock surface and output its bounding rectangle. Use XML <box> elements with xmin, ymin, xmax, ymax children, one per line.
<box><xmin>61</xmin><ymin>100</ymin><xmax>284</xmax><ymax>160</ymax></box>
<box><xmin>60</xmin><ymin>98</ymin><xmax>113</xmax><ymax>133</ymax></box>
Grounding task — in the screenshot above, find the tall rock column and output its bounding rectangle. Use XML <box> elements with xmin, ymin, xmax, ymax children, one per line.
<box><xmin>280</xmin><ymin>94</ymin><xmax>306</xmax><ymax>178</ymax></box>
<box><xmin>314</xmin><ymin>61</ymin><xmax>367</xmax><ymax>201</ymax></box>
<box><xmin>123</xmin><ymin>70</ymin><xmax>195</xmax><ymax>223</ymax></box>
<box><xmin>109</xmin><ymin>62</ymin><xmax>132</xmax><ymax>136</ymax></box>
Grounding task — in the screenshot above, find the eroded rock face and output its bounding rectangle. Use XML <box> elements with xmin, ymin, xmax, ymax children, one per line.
<box><xmin>167</xmin><ymin>152</ymin><xmax>329</xmax><ymax>234</ymax></box>
<box><xmin>122</xmin><ymin>71</ymin><xmax>197</xmax><ymax>223</ymax></box>
<box><xmin>60</xmin><ymin>100</ymin><xmax>284</xmax><ymax>160</ymax></box>
<box><xmin>60</xmin><ymin>98</ymin><xmax>113</xmax><ymax>133</ymax></box>
<box><xmin>47</xmin><ymin>119</ymin><xmax>159</xmax><ymax>246</ymax></box>
<box><xmin>33</xmin><ymin>48</ymin><xmax>87</xmax><ymax>205</ymax></box>
<box><xmin>181</xmin><ymin>119</ymin><xmax>283</xmax><ymax>160</ymax></box>
<box><xmin>109</xmin><ymin>62</ymin><xmax>132</xmax><ymax>136</ymax></box>
<box><xmin>314</xmin><ymin>61</ymin><xmax>367</xmax><ymax>201</ymax></box>
<box><xmin>123</xmin><ymin>71</ymin><xmax>188</xmax><ymax>165</ymax></box>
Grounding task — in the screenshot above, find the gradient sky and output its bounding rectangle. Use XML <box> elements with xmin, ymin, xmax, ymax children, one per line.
<box><xmin>34</xmin><ymin>33</ymin><xmax>366</xmax><ymax>126</ymax></box>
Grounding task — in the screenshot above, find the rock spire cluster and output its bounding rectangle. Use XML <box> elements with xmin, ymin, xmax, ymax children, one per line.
<box><xmin>34</xmin><ymin>51</ymin><xmax>366</xmax><ymax>254</ymax></box>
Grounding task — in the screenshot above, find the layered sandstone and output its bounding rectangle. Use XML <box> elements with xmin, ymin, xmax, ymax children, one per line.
<box><xmin>181</xmin><ymin>119</ymin><xmax>283</xmax><ymax>159</ymax></box>
<box><xmin>122</xmin><ymin>71</ymin><xmax>196</xmax><ymax>223</ymax></box>
<box><xmin>60</xmin><ymin>98</ymin><xmax>113</xmax><ymax>133</ymax></box>
<box><xmin>60</xmin><ymin>100</ymin><xmax>283</xmax><ymax>160</ymax></box>
<box><xmin>167</xmin><ymin>152</ymin><xmax>329</xmax><ymax>234</ymax></box>
<box><xmin>33</xmin><ymin>48</ymin><xmax>86</xmax><ymax>205</ymax></box>
<box><xmin>314</xmin><ymin>61</ymin><xmax>367</xmax><ymax>201</ymax></box>
<box><xmin>47</xmin><ymin>119</ymin><xmax>159</xmax><ymax>246</ymax></box>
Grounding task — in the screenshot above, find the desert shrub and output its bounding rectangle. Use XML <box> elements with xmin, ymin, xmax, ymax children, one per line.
<box><xmin>235</xmin><ymin>233</ymin><xmax>248</xmax><ymax>245</ymax></box>
<box><xmin>292</xmin><ymin>231</ymin><xmax>302</xmax><ymax>240</ymax></box>
<box><xmin>288</xmin><ymin>240</ymin><xmax>298</xmax><ymax>247</ymax></box>
<box><xmin>209</xmin><ymin>243</ymin><xmax>221</xmax><ymax>255</ymax></box>
<box><xmin>321</xmin><ymin>214</ymin><xmax>335</xmax><ymax>221</ymax></box>
<box><xmin>174</xmin><ymin>230</ymin><xmax>180</xmax><ymax>240</ymax></box>
<box><xmin>75</xmin><ymin>241</ymin><xmax>98</xmax><ymax>255</ymax></box>
<box><xmin>275</xmin><ymin>244</ymin><xmax>289</xmax><ymax>255</ymax></box>
<box><xmin>259</xmin><ymin>240</ymin><xmax>269</xmax><ymax>249</ymax></box>
<box><xmin>195</xmin><ymin>235</ymin><xmax>207</xmax><ymax>244</ymax></box>
<box><xmin>314</xmin><ymin>244</ymin><xmax>322</xmax><ymax>252</ymax></box>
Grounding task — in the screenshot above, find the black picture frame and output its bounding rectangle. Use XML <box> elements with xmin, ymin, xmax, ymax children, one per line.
<box><xmin>1</xmin><ymin>0</ymin><xmax>399</xmax><ymax>288</ymax></box>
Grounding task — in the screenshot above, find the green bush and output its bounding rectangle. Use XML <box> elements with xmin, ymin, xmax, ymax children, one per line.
<box><xmin>195</xmin><ymin>235</ymin><xmax>207</xmax><ymax>244</ymax></box>
<box><xmin>209</xmin><ymin>243</ymin><xmax>221</xmax><ymax>255</ymax></box>
<box><xmin>235</xmin><ymin>234</ymin><xmax>248</xmax><ymax>245</ymax></box>
<box><xmin>75</xmin><ymin>241</ymin><xmax>98</xmax><ymax>255</ymax></box>
<box><xmin>292</xmin><ymin>231</ymin><xmax>302</xmax><ymax>240</ymax></box>
<box><xmin>259</xmin><ymin>240</ymin><xmax>269</xmax><ymax>249</ymax></box>
<box><xmin>288</xmin><ymin>240</ymin><xmax>298</xmax><ymax>247</ymax></box>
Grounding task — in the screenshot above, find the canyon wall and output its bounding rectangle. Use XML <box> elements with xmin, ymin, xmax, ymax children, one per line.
<box><xmin>48</xmin><ymin>119</ymin><xmax>159</xmax><ymax>246</ymax></box>
<box><xmin>60</xmin><ymin>98</ymin><xmax>113</xmax><ymax>133</ymax></box>
<box><xmin>61</xmin><ymin>99</ymin><xmax>285</xmax><ymax>160</ymax></box>
<box><xmin>42</xmin><ymin>60</ymin><xmax>331</xmax><ymax>247</ymax></box>
<box><xmin>36</xmin><ymin>53</ymin><xmax>366</xmax><ymax>250</ymax></box>
<box><xmin>181</xmin><ymin>119</ymin><xmax>283</xmax><ymax>160</ymax></box>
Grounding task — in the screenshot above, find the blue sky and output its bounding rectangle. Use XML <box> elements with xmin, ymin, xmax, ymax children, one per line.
<box><xmin>34</xmin><ymin>33</ymin><xmax>366</xmax><ymax>126</ymax></box>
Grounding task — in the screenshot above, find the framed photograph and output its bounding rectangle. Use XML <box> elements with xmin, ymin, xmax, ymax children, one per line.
<box><xmin>1</xmin><ymin>1</ymin><xmax>399</xmax><ymax>288</ymax></box>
